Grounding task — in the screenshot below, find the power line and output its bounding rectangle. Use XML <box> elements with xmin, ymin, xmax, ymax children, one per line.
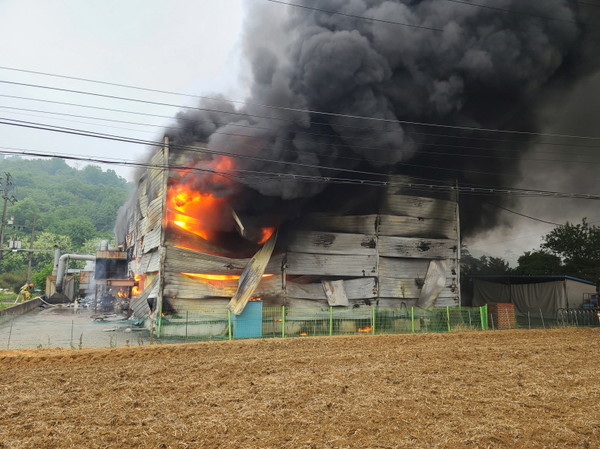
<box><xmin>3</xmin><ymin>78</ymin><xmax>600</xmax><ymax>141</ymax></box>
<box><xmin>6</xmin><ymin>105</ymin><xmax>600</xmax><ymax>166</ymax></box>
<box><xmin>483</xmin><ymin>201</ymin><xmax>562</xmax><ymax>226</ymax></box>
<box><xmin>443</xmin><ymin>0</ymin><xmax>583</xmax><ymax>25</ymax></box>
<box><xmin>263</xmin><ymin>0</ymin><xmax>446</xmax><ymax>32</ymax></box>
<box><xmin>1</xmin><ymin>118</ymin><xmax>599</xmax><ymax>201</ymax></box>
<box><xmin>5</xmin><ymin>66</ymin><xmax>600</xmax><ymax>151</ymax></box>
<box><xmin>2</xmin><ymin>110</ymin><xmax>599</xmax><ymax>188</ymax></box>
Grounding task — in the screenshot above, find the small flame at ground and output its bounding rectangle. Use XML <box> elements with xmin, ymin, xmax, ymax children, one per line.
<box><xmin>116</xmin><ymin>288</ymin><xmax>128</xmax><ymax>298</ymax></box>
<box><xmin>357</xmin><ymin>326</ymin><xmax>372</xmax><ymax>333</ymax></box>
<box><xmin>299</xmin><ymin>332</ymin><xmax>308</xmax><ymax>337</ymax></box>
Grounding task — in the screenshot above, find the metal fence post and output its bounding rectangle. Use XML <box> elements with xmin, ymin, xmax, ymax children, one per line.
<box><xmin>185</xmin><ymin>311</ymin><xmax>188</xmax><ymax>342</ymax></box>
<box><xmin>281</xmin><ymin>306</ymin><xmax>286</xmax><ymax>338</ymax></box>
<box><xmin>6</xmin><ymin>314</ymin><xmax>15</xmax><ymax>350</ymax></box>
<box><xmin>329</xmin><ymin>306</ymin><xmax>333</xmax><ymax>336</ymax></box>
<box><xmin>539</xmin><ymin>308</ymin><xmax>545</xmax><ymax>329</ymax></box>
<box><xmin>227</xmin><ymin>309</ymin><xmax>232</xmax><ymax>340</ymax></box>
<box><xmin>371</xmin><ymin>307</ymin><xmax>376</xmax><ymax>335</ymax></box>
<box><xmin>411</xmin><ymin>306</ymin><xmax>415</xmax><ymax>333</ymax></box>
<box><xmin>479</xmin><ymin>305</ymin><xmax>488</xmax><ymax>330</ymax></box>
<box><xmin>446</xmin><ymin>306</ymin><xmax>451</xmax><ymax>332</ymax></box>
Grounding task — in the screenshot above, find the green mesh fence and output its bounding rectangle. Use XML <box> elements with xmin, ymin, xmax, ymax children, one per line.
<box><xmin>3</xmin><ymin>303</ymin><xmax>599</xmax><ymax>349</ymax></box>
<box><xmin>157</xmin><ymin>305</ymin><xmax>490</xmax><ymax>341</ymax></box>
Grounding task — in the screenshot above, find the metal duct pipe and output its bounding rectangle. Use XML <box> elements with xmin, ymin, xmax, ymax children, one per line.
<box><xmin>55</xmin><ymin>254</ymin><xmax>96</xmax><ymax>293</ymax></box>
<box><xmin>52</xmin><ymin>247</ymin><xmax>61</xmax><ymax>276</ymax></box>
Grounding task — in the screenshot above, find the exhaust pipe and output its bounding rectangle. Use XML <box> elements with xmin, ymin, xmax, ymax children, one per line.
<box><xmin>55</xmin><ymin>254</ymin><xmax>96</xmax><ymax>294</ymax></box>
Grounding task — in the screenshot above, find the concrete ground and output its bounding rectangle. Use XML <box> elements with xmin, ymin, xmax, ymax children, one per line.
<box><xmin>0</xmin><ymin>303</ymin><xmax>149</xmax><ymax>350</ymax></box>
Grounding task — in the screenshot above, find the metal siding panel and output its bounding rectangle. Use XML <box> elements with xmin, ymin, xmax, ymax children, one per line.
<box><xmin>164</xmin><ymin>246</ymin><xmax>283</xmax><ymax>276</ymax></box>
<box><xmin>306</xmin><ymin>214</ymin><xmax>378</xmax><ymax>234</ymax></box>
<box><xmin>286</xmin><ymin>277</ymin><xmax>377</xmax><ymax>300</ymax></box>
<box><xmin>378</xmin><ymin>236</ymin><xmax>457</xmax><ymax>259</ymax></box>
<box><xmin>163</xmin><ymin>272</ymin><xmax>283</xmax><ymax>299</ymax></box>
<box><xmin>381</xmin><ymin>194</ymin><xmax>456</xmax><ymax>221</ymax></box>
<box><xmin>378</xmin><ymin>257</ymin><xmax>431</xmax><ymax>279</ymax></box>
<box><xmin>142</xmin><ymin>226</ymin><xmax>162</xmax><ymax>253</ymax></box>
<box><xmin>287</xmin><ymin>231</ymin><xmax>377</xmax><ymax>256</ymax></box>
<box><xmin>378</xmin><ymin>215</ymin><xmax>457</xmax><ymax>239</ymax></box>
<box><xmin>285</xmin><ymin>252</ymin><xmax>377</xmax><ymax>277</ymax></box>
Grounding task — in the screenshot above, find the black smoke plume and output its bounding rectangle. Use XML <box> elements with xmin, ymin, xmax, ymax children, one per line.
<box><xmin>168</xmin><ymin>0</ymin><xmax>600</xmax><ymax>237</ymax></box>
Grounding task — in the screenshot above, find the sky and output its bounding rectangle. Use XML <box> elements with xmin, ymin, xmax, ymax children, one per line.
<box><xmin>0</xmin><ymin>0</ymin><xmax>247</xmax><ymax>179</ymax></box>
<box><xmin>1</xmin><ymin>0</ymin><xmax>600</xmax><ymax>264</ymax></box>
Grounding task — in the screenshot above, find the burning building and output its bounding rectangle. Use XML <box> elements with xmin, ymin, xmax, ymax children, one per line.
<box><xmin>115</xmin><ymin>0</ymin><xmax>598</xmax><ymax>335</ymax></box>
<box><xmin>119</xmin><ymin>137</ymin><xmax>459</xmax><ymax>333</ymax></box>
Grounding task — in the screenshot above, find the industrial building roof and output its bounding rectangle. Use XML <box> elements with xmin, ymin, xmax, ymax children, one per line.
<box><xmin>469</xmin><ymin>275</ymin><xmax>595</xmax><ymax>286</ymax></box>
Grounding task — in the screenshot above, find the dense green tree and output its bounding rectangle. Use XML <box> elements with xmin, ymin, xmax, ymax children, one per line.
<box><xmin>514</xmin><ymin>250</ymin><xmax>563</xmax><ymax>275</ymax></box>
<box><xmin>541</xmin><ymin>218</ymin><xmax>600</xmax><ymax>280</ymax></box>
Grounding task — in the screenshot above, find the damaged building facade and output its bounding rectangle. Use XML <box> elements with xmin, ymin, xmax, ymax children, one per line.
<box><xmin>118</xmin><ymin>137</ymin><xmax>460</xmax><ymax>335</ymax></box>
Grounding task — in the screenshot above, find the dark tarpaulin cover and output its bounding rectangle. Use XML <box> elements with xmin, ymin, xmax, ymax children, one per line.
<box><xmin>473</xmin><ymin>280</ymin><xmax>567</xmax><ymax>318</ymax></box>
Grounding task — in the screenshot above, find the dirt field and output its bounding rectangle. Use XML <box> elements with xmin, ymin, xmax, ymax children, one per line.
<box><xmin>1</xmin><ymin>328</ymin><xmax>599</xmax><ymax>449</ymax></box>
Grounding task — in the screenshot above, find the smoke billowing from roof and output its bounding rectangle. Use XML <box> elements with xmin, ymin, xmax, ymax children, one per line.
<box><xmin>167</xmin><ymin>0</ymin><xmax>600</xmax><ymax>236</ymax></box>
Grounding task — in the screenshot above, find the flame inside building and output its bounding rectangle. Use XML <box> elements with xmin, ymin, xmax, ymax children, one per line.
<box><xmin>118</xmin><ymin>137</ymin><xmax>460</xmax><ymax>335</ymax></box>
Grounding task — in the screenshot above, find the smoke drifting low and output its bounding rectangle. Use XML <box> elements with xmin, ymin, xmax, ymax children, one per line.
<box><xmin>168</xmin><ymin>0</ymin><xmax>600</xmax><ymax>236</ymax></box>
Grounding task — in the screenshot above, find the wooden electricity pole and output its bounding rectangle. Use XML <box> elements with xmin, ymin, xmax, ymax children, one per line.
<box><xmin>0</xmin><ymin>172</ymin><xmax>17</xmax><ymax>261</ymax></box>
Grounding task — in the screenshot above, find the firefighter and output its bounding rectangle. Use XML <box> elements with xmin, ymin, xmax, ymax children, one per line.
<box><xmin>16</xmin><ymin>283</ymin><xmax>34</xmax><ymax>303</ymax></box>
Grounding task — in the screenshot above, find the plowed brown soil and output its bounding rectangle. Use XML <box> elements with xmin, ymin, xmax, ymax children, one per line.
<box><xmin>1</xmin><ymin>328</ymin><xmax>599</xmax><ymax>449</ymax></box>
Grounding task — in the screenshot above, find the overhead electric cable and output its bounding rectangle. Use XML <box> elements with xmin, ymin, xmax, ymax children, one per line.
<box><xmin>483</xmin><ymin>202</ymin><xmax>562</xmax><ymax>225</ymax></box>
<box><xmin>263</xmin><ymin>0</ymin><xmax>446</xmax><ymax>32</ymax></box>
<box><xmin>4</xmin><ymin>66</ymin><xmax>600</xmax><ymax>149</ymax></box>
<box><xmin>3</xmin><ymin>79</ymin><xmax>600</xmax><ymax>141</ymax></box>
<box><xmin>1</xmin><ymin>117</ymin><xmax>598</xmax><ymax>200</ymax></box>
<box><xmin>3</xmin><ymin>110</ymin><xmax>600</xmax><ymax>181</ymax></box>
<box><xmin>5</xmin><ymin>104</ymin><xmax>600</xmax><ymax>161</ymax></box>
<box><xmin>443</xmin><ymin>0</ymin><xmax>583</xmax><ymax>24</ymax></box>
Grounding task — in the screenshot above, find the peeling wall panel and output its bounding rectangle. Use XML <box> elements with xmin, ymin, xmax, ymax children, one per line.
<box><xmin>286</xmin><ymin>277</ymin><xmax>377</xmax><ymax>300</ymax></box>
<box><xmin>378</xmin><ymin>276</ymin><xmax>457</xmax><ymax>300</ymax></box>
<box><xmin>142</xmin><ymin>226</ymin><xmax>162</xmax><ymax>253</ymax></box>
<box><xmin>164</xmin><ymin>246</ymin><xmax>283</xmax><ymax>276</ymax></box>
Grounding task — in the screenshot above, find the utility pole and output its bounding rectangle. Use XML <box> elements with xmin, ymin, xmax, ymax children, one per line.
<box><xmin>26</xmin><ymin>217</ymin><xmax>37</xmax><ymax>283</ymax></box>
<box><xmin>0</xmin><ymin>172</ymin><xmax>17</xmax><ymax>261</ymax></box>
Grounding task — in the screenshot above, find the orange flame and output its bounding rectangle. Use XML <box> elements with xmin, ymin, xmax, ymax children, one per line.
<box><xmin>132</xmin><ymin>274</ymin><xmax>145</xmax><ymax>296</ymax></box>
<box><xmin>167</xmin><ymin>160</ymin><xmax>277</xmax><ymax>246</ymax></box>
<box><xmin>299</xmin><ymin>332</ymin><xmax>309</xmax><ymax>337</ymax></box>
<box><xmin>257</xmin><ymin>227</ymin><xmax>276</xmax><ymax>245</ymax></box>
<box><xmin>357</xmin><ymin>326</ymin><xmax>372</xmax><ymax>333</ymax></box>
<box><xmin>182</xmin><ymin>273</ymin><xmax>274</xmax><ymax>281</ymax></box>
<box><xmin>116</xmin><ymin>288</ymin><xmax>128</xmax><ymax>298</ymax></box>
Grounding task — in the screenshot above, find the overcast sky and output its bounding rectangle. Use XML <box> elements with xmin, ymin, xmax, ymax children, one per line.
<box><xmin>0</xmin><ymin>0</ymin><xmax>246</xmax><ymax>179</ymax></box>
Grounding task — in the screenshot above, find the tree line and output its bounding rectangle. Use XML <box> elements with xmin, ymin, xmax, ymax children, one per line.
<box><xmin>0</xmin><ymin>156</ymin><xmax>130</xmax><ymax>292</ymax></box>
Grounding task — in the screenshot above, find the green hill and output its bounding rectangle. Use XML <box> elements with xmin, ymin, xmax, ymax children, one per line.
<box><xmin>0</xmin><ymin>156</ymin><xmax>131</xmax><ymax>291</ymax></box>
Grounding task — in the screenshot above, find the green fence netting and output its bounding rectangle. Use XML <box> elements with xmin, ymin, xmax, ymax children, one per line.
<box><xmin>157</xmin><ymin>305</ymin><xmax>489</xmax><ymax>341</ymax></box>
